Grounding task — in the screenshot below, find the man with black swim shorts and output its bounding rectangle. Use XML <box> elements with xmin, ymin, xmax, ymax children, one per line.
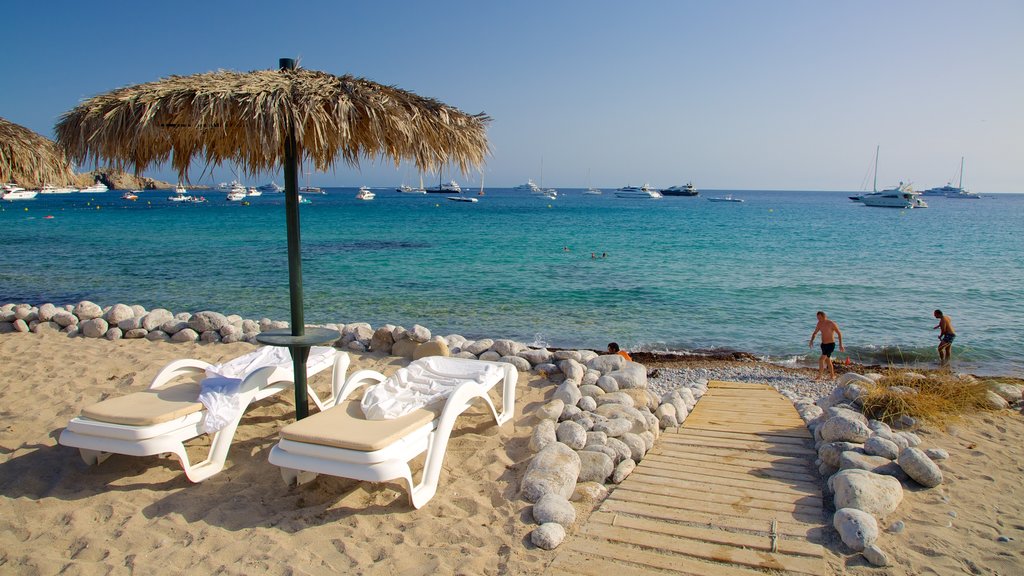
<box><xmin>933</xmin><ymin>309</ymin><xmax>956</xmax><ymax>367</ymax></box>
<box><xmin>809</xmin><ymin>310</ymin><xmax>845</xmax><ymax>381</ymax></box>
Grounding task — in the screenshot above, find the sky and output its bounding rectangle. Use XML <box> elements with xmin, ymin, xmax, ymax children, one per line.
<box><xmin>3</xmin><ymin>0</ymin><xmax>1022</xmax><ymax>191</ymax></box>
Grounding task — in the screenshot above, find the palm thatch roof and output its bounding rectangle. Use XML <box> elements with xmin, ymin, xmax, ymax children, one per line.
<box><xmin>55</xmin><ymin>65</ymin><xmax>491</xmax><ymax>179</ymax></box>
<box><xmin>0</xmin><ymin>116</ymin><xmax>74</xmax><ymax>186</ymax></box>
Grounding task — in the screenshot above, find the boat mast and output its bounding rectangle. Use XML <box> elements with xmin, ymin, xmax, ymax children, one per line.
<box><xmin>958</xmin><ymin>156</ymin><xmax>964</xmax><ymax>189</ymax></box>
<box><xmin>873</xmin><ymin>145</ymin><xmax>879</xmax><ymax>193</ymax></box>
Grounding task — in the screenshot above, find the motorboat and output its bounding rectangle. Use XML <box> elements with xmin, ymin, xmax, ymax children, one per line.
<box><xmin>513</xmin><ymin>179</ymin><xmax>543</xmax><ymax>193</ymax></box>
<box><xmin>187</xmin><ymin>195</ymin><xmax>208</xmax><ymax>204</ymax></box>
<box><xmin>168</xmin><ymin>183</ymin><xmax>193</xmax><ymax>202</ymax></box>
<box><xmin>446</xmin><ymin>194</ymin><xmax>478</xmax><ymax>203</ymax></box>
<box><xmin>615</xmin><ymin>187</ymin><xmax>663</xmax><ymax>199</ymax></box>
<box><xmin>246</xmin><ymin>187</ymin><xmax>262</xmax><ymax>197</ymax></box>
<box><xmin>707</xmin><ymin>195</ymin><xmax>744</xmax><ymax>203</ymax></box>
<box><xmin>79</xmin><ymin>182</ymin><xmax>108</xmax><ymax>193</ymax></box>
<box><xmin>921</xmin><ymin>184</ymin><xmax>959</xmax><ymax>197</ymax></box>
<box><xmin>1</xmin><ymin>185</ymin><xmax>38</xmax><ymax>200</ymax></box>
<box><xmin>541</xmin><ymin>188</ymin><xmax>558</xmax><ymax>199</ymax></box>
<box><xmin>398</xmin><ymin>175</ymin><xmax>428</xmax><ymax>194</ymax></box>
<box><xmin>662</xmin><ymin>182</ymin><xmax>699</xmax><ymax>196</ymax></box>
<box><xmin>356</xmin><ymin>186</ymin><xmax>376</xmax><ymax>200</ymax></box>
<box><xmin>121</xmin><ymin>191</ymin><xmax>139</xmax><ymax>201</ymax></box>
<box><xmin>860</xmin><ymin>184</ymin><xmax>927</xmax><ymax>208</ymax></box>
<box><xmin>257</xmin><ymin>181</ymin><xmax>283</xmax><ymax>192</ymax></box>
<box><xmin>426</xmin><ymin>180</ymin><xmax>461</xmax><ymax>194</ymax></box>
<box><xmin>47</xmin><ymin>185</ymin><xmax>78</xmax><ymax>194</ymax></box>
<box><xmin>226</xmin><ymin>189</ymin><xmax>247</xmax><ymax>201</ymax></box>
<box><xmin>924</xmin><ymin>157</ymin><xmax>978</xmax><ymax>199</ymax></box>
<box><xmin>298</xmin><ymin>195</ymin><xmax>311</xmax><ymax>204</ymax></box>
<box><xmin>583</xmin><ymin>187</ymin><xmax>603</xmax><ymax>195</ymax></box>
<box><xmin>946</xmin><ymin>190</ymin><xmax>981</xmax><ymax>199</ymax></box>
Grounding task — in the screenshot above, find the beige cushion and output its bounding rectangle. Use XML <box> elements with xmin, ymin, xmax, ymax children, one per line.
<box><xmin>280</xmin><ymin>400</ymin><xmax>442</xmax><ymax>452</ymax></box>
<box><xmin>81</xmin><ymin>382</ymin><xmax>203</xmax><ymax>426</ymax></box>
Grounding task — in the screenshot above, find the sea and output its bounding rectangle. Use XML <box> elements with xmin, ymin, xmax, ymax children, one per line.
<box><xmin>2</xmin><ymin>187</ymin><xmax>1021</xmax><ymax>377</ymax></box>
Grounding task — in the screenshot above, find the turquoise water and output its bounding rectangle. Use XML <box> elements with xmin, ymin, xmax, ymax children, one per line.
<box><xmin>2</xmin><ymin>188</ymin><xmax>1021</xmax><ymax>376</ymax></box>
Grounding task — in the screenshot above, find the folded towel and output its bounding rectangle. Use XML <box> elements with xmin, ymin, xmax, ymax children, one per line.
<box><xmin>361</xmin><ymin>358</ymin><xmax>503</xmax><ymax>420</ymax></box>
<box><xmin>199</xmin><ymin>376</ymin><xmax>244</xmax><ymax>433</ymax></box>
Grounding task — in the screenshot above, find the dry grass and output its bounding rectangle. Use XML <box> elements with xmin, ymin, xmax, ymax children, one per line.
<box><xmin>56</xmin><ymin>63</ymin><xmax>490</xmax><ymax>181</ymax></box>
<box><xmin>0</xmin><ymin>116</ymin><xmax>74</xmax><ymax>187</ymax></box>
<box><xmin>859</xmin><ymin>369</ymin><xmax>994</xmax><ymax>426</ymax></box>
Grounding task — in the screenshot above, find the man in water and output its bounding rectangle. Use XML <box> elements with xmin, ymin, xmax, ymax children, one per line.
<box><xmin>809</xmin><ymin>311</ymin><xmax>844</xmax><ymax>380</ymax></box>
<box><xmin>933</xmin><ymin>309</ymin><xmax>956</xmax><ymax>366</ymax></box>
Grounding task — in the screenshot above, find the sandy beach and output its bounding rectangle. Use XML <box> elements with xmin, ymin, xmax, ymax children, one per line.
<box><xmin>1</xmin><ymin>331</ymin><xmax>1022</xmax><ymax>575</ymax></box>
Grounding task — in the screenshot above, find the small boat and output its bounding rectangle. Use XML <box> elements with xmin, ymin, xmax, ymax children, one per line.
<box><xmin>226</xmin><ymin>189</ymin><xmax>247</xmax><ymax>202</ymax></box>
<box><xmin>78</xmin><ymin>182</ymin><xmax>109</xmax><ymax>193</ymax></box>
<box><xmin>356</xmin><ymin>186</ymin><xmax>375</xmax><ymax>200</ymax></box>
<box><xmin>399</xmin><ymin>175</ymin><xmax>428</xmax><ymax>194</ymax></box>
<box><xmin>121</xmin><ymin>191</ymin><xmax>139</xmax><ymax>201</ymax></box>
<box><xmin>661</xmin><ymin>182</ymin><xmax>699</xmax><ymax>196</ymax></box>
<box><xmin>615</xmin><ymin>184</ymin><xmax>663</xmax><ymax>199</ymax></box>
<box><xmin>707</xmin><ymin>195</ymin><xmax>744</xmax><ymax>203</ymax></box>
<box><xmin>188</xmin><ymin>195</ymin><xmax>208</xmax><ymax>204</ymax></box>
<box><xmin>446</xmin><ymin>194</ymin><xmax>478</xmax><ymax>203</ymax></box>
<box><xmin>246</xmin><ymin>187</ymin><xmax>262</xmax><ymax>197</ymax></box>
<box><xmin>168</xmin><ymin>183</ymin><xmax>193</xmax><ymax>202</ymax></box>
<box><xmin>583</xmin><ymin>188</ymin><xmax>603</xmax><ymax>195</ymax></box>
<box><xmin>298</xmin><ymin>195</ymin><xmax>311</xmax><ymax>205</ymax></box>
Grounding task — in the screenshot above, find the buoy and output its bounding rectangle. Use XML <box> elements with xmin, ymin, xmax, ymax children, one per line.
<box><xmin>24</xmin><ymin>207</ymin><xmax>29</xmax><ymax>211</ymax></box>
<box><xmin>844</xmin><ymin>357</ymin><xmax>851</xmax><ymax>365</ymax></box>
<box><xmin>44</xmin><ymin>215</ymin><xmax>54</xmax><ymax>219</ymax></box>
<box><xmin>547</xmin><ymin>204</ymin><xmax>552</xmax><ymax>208</ymax></box>
<box><xmin>96</xmin><ymin>206</ymin><xmax>101</xmax><ymax>210</ymax></box>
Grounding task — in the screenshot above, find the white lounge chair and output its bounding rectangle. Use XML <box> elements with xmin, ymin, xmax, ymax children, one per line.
<box><xmin>267</xmin><ymin>356</ymin><xmax>517</xmax><ymax>508</ymax></box>
<box><xmin>59</xmin><ymin>346</ymin><xmax>349</xmax><ymax>482</ymax></box>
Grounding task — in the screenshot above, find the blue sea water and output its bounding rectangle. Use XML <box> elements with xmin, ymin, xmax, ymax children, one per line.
<box><xmin>2</xmin><ymin>187</ymin><xmax>1021</xmax><ymax>376</ymax></box>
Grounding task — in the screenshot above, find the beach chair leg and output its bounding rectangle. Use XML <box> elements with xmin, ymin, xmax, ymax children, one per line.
<box><xmin>280</xmin><ymin>467</ymin><xmax>318</xmax><ymax>486</ymax></box>
<box><xmin>78</xmin><ymin>448</ymin><xmax>111</xmax><ymax>466</ymax></box>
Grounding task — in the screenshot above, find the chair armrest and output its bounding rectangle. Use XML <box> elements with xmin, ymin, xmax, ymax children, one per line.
<box><xmin>149</xmin><ymin>359</ymin><xmax>212</xmax><ymax>389</ymax></box>
<box><xmin>333</xmin><ymin>369</ymin><xmax>386</xmax><ymax>405</ymax></box>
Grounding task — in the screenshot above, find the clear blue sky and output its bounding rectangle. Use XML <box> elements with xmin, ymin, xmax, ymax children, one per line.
<box><xmin>4</xmin><ymin>0</ymin><xmax>1022</xmax><ymax>191</ymax></box>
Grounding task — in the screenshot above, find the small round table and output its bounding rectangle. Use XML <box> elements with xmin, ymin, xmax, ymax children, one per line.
<box><xmin>257</xmin><ymin>327</ymin><xmax>341</xmax><ymax>419</ymax></box>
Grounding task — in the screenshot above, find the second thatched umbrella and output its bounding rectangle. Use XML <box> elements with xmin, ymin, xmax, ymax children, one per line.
<box><xmin>1</xmin><ymin>116</ymin><xmax>73</xmax><ymax>188</ymax></box>
<box><xmin>56</xmin><ymin>58</ymin><xmax>490</xmax><ymax>419</ymax></box>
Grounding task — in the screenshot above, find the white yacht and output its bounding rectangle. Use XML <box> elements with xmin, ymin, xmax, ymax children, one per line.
<box><xmin>79</xmin><ymin>182</ymin><xmax>108</xmax><ymax>193</ymax></box>
<box><xmin>168</xmin><ymin>184</ymin><xmax>192</xmax><ymax>202</ymax></box>
<box><xmin>662</xmin><ymin>182</ymin><xmax>699</xmax><ymax>196</ymax></box>
<box><xmin>615</xmin><ymin>186</ymin><xmax>663</xmax><ymax>199</ymax></box>
<box><xmin>398</xmin><ymin>175</ymin><xmax>428</xmax><ymax>194</ymax></box>
<box><xmin>257</xmin><ymin>181</ymin><xmax>283</xmax><ymax>192</ymax></box>
<box><xmin>246</xmin><ymin>187</ymin><xmax>262</xmax><ymax>197</ymax></box>
<box><xmin>583</xmin><ymin>187</ymin><xmax>603</xmax><ymax>195</ymax></box>
<box><xmin>356</xmin><ymin>186</ymin><xmax>375</xmax><ymax>200</ymax></box>
<box><xmin>226</xmin><ymin>189</ymin><xmax>247</xmax><ymax>202</ymax></box>
<box><xmin>1</xmin><ymin>183</ymin><xmax>38</xmax><ymax>200</ymax></box>
<box><xmin>860</xmin><ymin>183</ymin><xmax>927</xmax><ymax>208</ymax></box>
<box><xmin>513</xmin><ymin>179</ymin><xmax>543</xmax><ymax>193</ymax></box>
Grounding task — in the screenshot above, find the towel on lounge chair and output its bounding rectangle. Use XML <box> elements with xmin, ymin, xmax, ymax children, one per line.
<box><xmin>361</xmin><ymin>356</ymin><xmax>504</xmax><ymax>420</ymax></box>
<box><xmin>198</xmin><ymin>346</ymin><xmax>335</xmax><ymax>433</ymax></box>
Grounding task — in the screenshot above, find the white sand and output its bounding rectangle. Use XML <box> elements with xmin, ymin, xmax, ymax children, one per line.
<box><xmin>1</xmin><ymin>332</ymin><xmax>1021</xmax><ymax>574</ymax></box>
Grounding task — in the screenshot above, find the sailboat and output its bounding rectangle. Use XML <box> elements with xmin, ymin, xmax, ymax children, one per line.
<box><xmin>923</xmin><ymin>157</ymin><xmax>980</xmax><ymax>199</ymax></box>
<box><xmin>583</xmin><ymin>168</ymin><xmax>602</xmax><ymax>195</ymax></box>
<box><xmin>426</xmin><ymin>169</ymin><xmax>460</xmax><ymax>193</ymax></box>
<box><xmin>399</xmin><ymin>174</ymin><xmax>427</xmax><ymax>194</ymax></box>
<box><xmin>853</xmin><ymin>146</ymin><xmax>927</xmax><ymax>208</ymax></box>
<box><xmin>300</xmin><ymin>165</ymin><xmax>323</xmax><ymax>194</ymax></box>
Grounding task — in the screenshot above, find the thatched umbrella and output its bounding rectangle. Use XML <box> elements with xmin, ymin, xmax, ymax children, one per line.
<box><xmin>57</xmin><ymin>58</ymin><xmax>490</xmax><ymax>419</ymax></box>
<box><xmin>1</xmin><ymin>116</ymin><xmax>73</xmax><ymax>187</ymax></box>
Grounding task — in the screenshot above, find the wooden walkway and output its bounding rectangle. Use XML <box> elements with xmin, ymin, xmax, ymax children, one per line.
<box><xmin>546</xmin><ymin>381</ymin><xmax>827</xmax><ymax>576</ymax></box>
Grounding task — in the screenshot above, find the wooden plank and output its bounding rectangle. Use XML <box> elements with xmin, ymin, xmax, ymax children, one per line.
<box><xmin>638</xmin><ymin>463</ymin><xmax>823</xmax><ymax>498</ymax></box>
<box><xmin>640</xmin><ymin>459</ymin><xmax>822</xmax><ymax>493</ymax></box>
<box><xmin>655</xmin><ymin>443</ymin><xmax>816</xmax><ymax>470</ymax></box>
<box><xmin>592</xmin><ymin>511</ymin><xmax>824</xmax><ymax>557</ymax></box>
<box><xmin>662</xmin><ymin>434</ymin><xmax>816</xmax><ymax>456</ymax></box>
<box><xmin>623</xmin><ymin>476</ymin><xmax>823</xmax><ymax>514</ymax></box>
<box><xmin>555</xmin><ymin>539</ymin><xmax>770</xmax><ymax>576</ymax></box>
<box><xmin>582</xmin><ymin>522</ymin><xmax>826</xmax><ymax>575</ymax></box>
<box><xmin>609</xmin><ymin>487</ymin><xmax>825</xmax><ymax>524</ymax></box>
<box><xmin>599</xmin><ymin>498</ymin><xmax>825</xmax><ymax>540</ymax></box>
<box><xmin>685</xmin><ymin>422</ymin><xmax>812</xmax><ymax>439</ymax></box>
<box><xmin>547</xmin><ymin>550</ymin><xmax>670</xmax><ymax>576</ymax></box>
<box><xmin>685</xmin><ymin>411</ymin><xmax>807</xmax><ymax>425</ymax></box>
<box><xmin>708</xmin><ymin>381</ymin><xmax>774</xmax><ymax>389</ymax></box>
<box><xmin>643</xmin><ymin>452</ymin><xmax>819</xmax><ymax>484</ymax></box>
<box><xmin>678</xmin><ymin>427</ymin><xmax>815</xmax><ymax>447</ymax></box>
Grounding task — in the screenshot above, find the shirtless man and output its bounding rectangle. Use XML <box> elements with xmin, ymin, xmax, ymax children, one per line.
<box><xmin>809</xmin><ymin>311</ymin><xmax>844</xmax><ymax>380</ymax></box>
<box><xmin>933</xmin><ymin>309</ymin><xmax>956</xmax><ymax>366</ymax></box>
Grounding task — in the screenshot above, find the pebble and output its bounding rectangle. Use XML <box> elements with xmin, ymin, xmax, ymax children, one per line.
<box><xmin>996</xmin><ymin>535</ymin><xmax>1013</xmax><ymax>542</ymax></box>
<box><xmin>888</xmin><ymin>520</ymin><xmax>905</xmax><ymax>533</ymax></box>
<box><xmin>648</xmin><ymin>365</ymin><xmax>831</xmax><ymax>399</ymax></box>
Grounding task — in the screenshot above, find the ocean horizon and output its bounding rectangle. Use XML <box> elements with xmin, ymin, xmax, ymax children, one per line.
<box><xmin>2</xmin><ymin>187</ymin><xmax>1021</xmax><ymax>376</ymax></box>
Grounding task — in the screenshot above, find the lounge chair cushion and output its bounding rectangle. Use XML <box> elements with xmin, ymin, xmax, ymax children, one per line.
<box><xmin>81</xmin><ymin>382</ymin><xmax>203</xmax><ymax>426</ymax></box>
<box><xmin>280</xmin><ymin>400</ymin><xmax>443</xmax><ymax>452</ymax></box>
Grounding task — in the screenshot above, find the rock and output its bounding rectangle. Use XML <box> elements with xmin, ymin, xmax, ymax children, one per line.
<box><xmin>898</xmin><ymin>447</ymin><xmax>944</xmax><ymax>488</ymax></box>
<box><xmin>13</xmin><ymin>305</ymin><xmax>34</xmax><ymax>321</ymax></box>
<box><xmin>124</xmin><ymin>327</ymin><xmax>148</xmax><ymax>339</ymax></box>
<box><xmin>171</xmin><ymin>328</ymin><xmax>199</xmax><ymax>343</ymax></box>
<box><xmin>581</xmin><ymin>370</ymin><xmax>601</xmax><ymax>387</ymax></box>
<box><xmin>863</xmin><ymin>436</ymin><xmax>900</xmax><ymax>460</ymax></box>
<box><xmin>830</xmin><ymin>469</ymin><xmax>904</xmax><ymax>519</ymax></box>
<box><xmin>595</xmin><ymin>376</ymin><xmax>619</xmax><ymax>393</ymax></box>
<box><xmin>872</xmin><ymin>429</ymin><xmax>909</xmax><ymax>451</ymax></box>
<box><xmin>52</xmin><ymin>311</ymin><xmax>78</xmax><ymax>327</ymax></box>
<box><xmin>160</xmin><ymin>320</ymin><xmax>188</xmax><ymax>335</ymax></box>
<box><xmin>579</xmin><ymin>384</ymin><xmax>604</xmax><ymax>398</ymax></box>
<box><xmin>444</xmin><ymin>333</ymin><xmax>467</xmax><ymax>351</ymax></box>
<box><xmin>531</xmin><ymin>523</ymin><xmax>565</xmax><ymax>550</ymax></box>
<box><xmin>826</xmin><ymin>406</ymin><xmax>868</xmax><ymax>424</ymax></box>
<box><xmin>32</xmin><ymin>321</ymin><xmax>61</xmax><ymax>335</ymax></box>
<box><xmin>347</xmin><ymin>340</ymin><xmax>368</xmax><ymax>352</ymax></box>
<box><xmin>818</xmin><ymin>442</ymin><xmax>865</xmax><ymax>468</ymax></box>
<box><xmin>604</xmin><ymin>437</ymin><xmax>632</xmax><ymax>464</ymax></box>
<box><xmin>595</xmin><ymin>404</ymin><xmax>649</xmax><ymax>435</ymax></box>
<box><xmin>834</xmin><ymin>508</ymin><xmax>878</xmax><ymax>551</ymax></box>
<box><xmin>490</xmin><ymin>339</ymin><xmax>524</xmax><ymax>357</ymax></box>
<box><xmin>221</xmin><ymin>332</ymin><xmax>244</xmax><ymax>344</ymax></box>
<box><xmin>925</xmin><ymin>448</ymin><xmax>949</xmax><ymax>461</ymax></box>
<box><xmin>390</xmin><ymin>338</ymin><xmax>418</xmax><ymax>358</ymax></box>
<box><xmin>36</xmin><ymin>303</ymin><xmax>58</xmax><ymax>322</ymax></box>
<box><xmin>13</xmin><ymin>319</ymin><xmax>29</xmax><ymax>332</ymax></box>
<box><xmin>620</xmin><ymin>432</ymin><xmax>647</xmax><ymax>461</ymax></box>
<box><xmin>558</xmin><ymin>359</ymin><xmax>586</xmax><ymax>382</ymax></box>
<box><xmin>556</xmin><ymin>421</ymin><xmax>588</xmax><ymax>450</ymax></box>
<box><xmin>983</xmin><ymin>390</ymin><xmax>1009</xmax><ymax>410</ymax></box>
<box><xmin>587</xmin><ymin>354</ymin><xmax>626</xmax><ymax>373</ymax></box>
<box><xmin>576</xmin><ymin>450</ymin><xmax>614</xmax><ymax>483</ymax></box>
<box><xmin>145</xmin><ymin>330</ymin><xmax>170</xmax><ymax>341</ymax></box>
<box><xmin>537</xmin><ymin>399</ymin><xmax>565</xmax><ymax>421</ymax></box>
<box><xmin>553</xmin><ymin>381</ymin><xmax>582</xmax><ymax>407</ymax></box>
<box><xmin>621</xmin><ymin>388</ymin><xmax>654</xmax><ymax>410</ymax></box>
<box><xmin>593</xmin><ymin>417</ymin><xmax>632</xmax><ymax>438</ymax></box>
<box><xmin>577</xmin><ymin>396</ymin><xmax>597</xmax><ymax>412</ymax></box>
<box><xmin>370</xmin><ymin>327</ymin><xmax>395</xmax><ymax>353</ymax></box>
<box><xmin>73</xmin><ymin>301</ymin><xmax>103</xmax><ymax>321</ymax></box>
<box><xmin>187</xmin><ymin>310</ymin><xmax>228</xmax><ymax>333</ymax></box>
<box><xmin>988</xmin><ymin>382</ymin><xmax>1023</xmax><ymax>403</ymax></box>
<box><xmin>413</xmin><ymin>339</ymin><xmax>451</xmax><ymax>360</ymax></box>
<box><xmin>407</xmin><ymin>324</ymin><xmax>431</xmax><ymax>343</ymax></box>
<box><xmin>200</xmin><ymin>330</ymin><xmax>221</xmax><ymax>343</ymax></box>
<box><xmin>862</xmin><ymin>544</ymin><xmax>890</xmax><ymax>567</ymax></box>
<box><xmin>530</xmin><ymin>419</ymin><xmax>558</xmax><ymax>453</ymax></box>
<box><xmin>887</xmin><ymin>520</ymin><xmax>905</xmax><ymax>533</ymax></box>
<box><xmin>499</xmin><ymin>355</ymin><xmax>531</xmax><ymax>372</ymax></box>
<box><xmin>611</xmin><ymin>459</ymin><xmax>637</xmax><ymax>483</ymax></box>
<box><xmin>463</xmin><ymin>338</ymin><xmax>493</xmax><ymax>355</ymax></box>
<box><xmin>103</xmin><ymin>304</ymin><xmax>134</xmax><ymax>325</ymax></box>
<box><xmin>80</xmin><ymin>318</ymin><xmax>109</xmax><ymax>338</ymax></box>
<box><xmin>897</xmin><ymin>431</ymin><xmax>922</xmax><ymax>447</ymax></box>
<box><xmin>219</xmin><ymin>324</ymin><xmax>239</xmax><ymax>338</ymax></box>
<box><xmin>837</xmin><ymin>373</ymin><xmax>875</xmax><ymax>387</ymax></box>
<box><xmin>839</xmin><ymin>451</ymin><xmax>893</xmax><ymax>472</ymax></box>
<box><xmin>820</xmin><ymin>415</ymin><xmax>872</xmax><ymax>443</ymax></box>
<box><xmin>533</xmin><ymin>493</ymin><xmax>576</xmax><ymax>527</ymax></box>
<box><xmin>521</xmin><ymin>443</ymin><xmax>581</xmax><ymax>502</ymax></box>
<box><xmin>675</xmin><ymin>387</ymin><xmax>697</xmax><ymax>410</ymax></box>
<box><xmin>656</xmin><ymin>403</ymin><xmax>679</xmax><ymax>428</ymax></box>
<box><xmin>595</xmin><ymin>391</ymin><xmax>635</xmax><ymax>408</ymax></box>
<box><xmin>572</xmin><ymin>482</ymin><xmax>609</xmax><ymax>504</ymax></box>
<box><xmin>585</xmin><ymin>431</ymin><xmax>608</xmax><ymax>447</ymax></box>
<box><xmin>141</xmin><ymin>308</ymin><xmax>174</xmax><ymax>331</ymax></box>
<box><xmin>518</xmin><ymin>348</ymin><xmax>552</xmax><ymax>366</ymax></box>
<box><xmin>478</xmin><ymin>350</ymin><xmax>501</xmax><ymax>362</ymax></box>
<box><xmin>639</xmin><ymin>430</ymin><xmax>655</xmax><ymax>451</ymax></box>
<box><xmin>117</xmin><ymin>316</ymin><xmax>143</xmax><ymax>331</ymax></box>
<box><xmin>605</xmin><ymin>362</ymin><xmax>648</xmax><ymax>389</ymax></box>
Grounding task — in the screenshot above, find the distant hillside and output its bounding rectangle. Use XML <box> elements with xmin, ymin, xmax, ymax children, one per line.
<box><xmin>72</xmin><ymin>168</ymin><xmax>175</xmax><ymax>190</ymax></box>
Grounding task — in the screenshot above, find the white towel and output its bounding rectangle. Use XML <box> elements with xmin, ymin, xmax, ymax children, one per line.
<box><xmin>198</xmin><ymin>376</ymin><xmax>243</xmax><ymax>433</ymax></box>
<box><xmin>361</xmin><ymin>358</ymin><xmax>502</xmax><ymax>420</ymax></box>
